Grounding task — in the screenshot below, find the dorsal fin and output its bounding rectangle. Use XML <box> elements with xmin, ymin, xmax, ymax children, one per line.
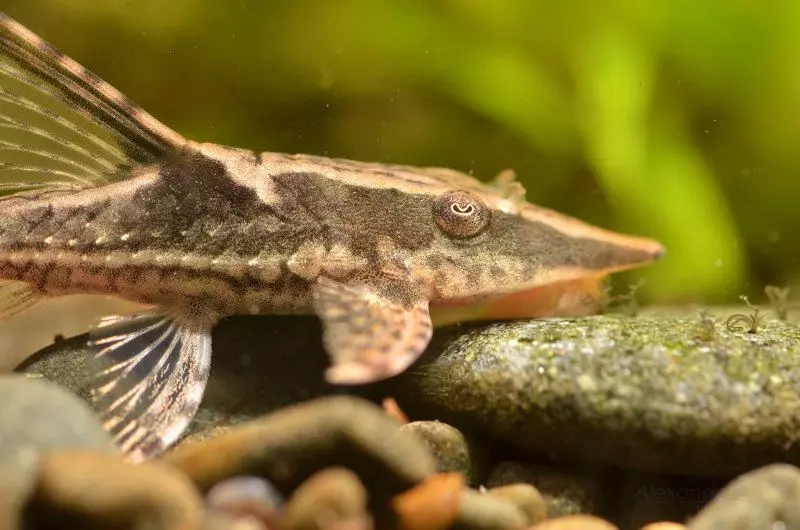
<box><xmin>0</xmin><ymin>13</ymin><xmax>186</xmax><ymax>196</ymax></box>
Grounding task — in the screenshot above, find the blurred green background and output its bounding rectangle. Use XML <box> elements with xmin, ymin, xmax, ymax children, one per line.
<box><xmin>5</xmin><ymin>0</ymin><xmax>799</xmax><ymax>305</ymax></box>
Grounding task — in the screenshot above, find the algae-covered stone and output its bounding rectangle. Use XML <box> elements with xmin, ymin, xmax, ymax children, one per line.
<box><xmin>400</xmin><ymin>421</ymin><xmax>488</xmax><ymax>486</ymax></box>
<box><xmin>391</xmin><ymin>308</ymin><xmax>800</xmax><ymax>477</ymax></box>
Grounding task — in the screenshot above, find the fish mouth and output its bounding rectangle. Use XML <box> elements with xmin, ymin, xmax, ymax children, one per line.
<box><xmin>429</xmin><ymin>236</ymin><xmax>665</xmax><ymax>327</ymax></box>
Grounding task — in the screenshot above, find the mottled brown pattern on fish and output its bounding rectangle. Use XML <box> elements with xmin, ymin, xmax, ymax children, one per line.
<box><xmin>0</xmin><ymin>251</ymin><xmax>313</xmax><ymax>316</ymax></box>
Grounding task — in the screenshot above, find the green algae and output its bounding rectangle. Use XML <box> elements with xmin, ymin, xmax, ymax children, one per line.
<box><xmin>391</xmin><ymin>307</ymin><xmax>800</xmax><ymax>477</ymax></box>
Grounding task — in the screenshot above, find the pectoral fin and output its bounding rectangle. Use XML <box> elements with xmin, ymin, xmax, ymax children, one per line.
<box><xmin>88</xmin><ymin>311</ymin><xmax>212</xmax><ymax>462</ymax></box>
<box><xmin>313</xmin><ymin>276</ymin><xmax>433</xmax><ymax>385</ymax></box>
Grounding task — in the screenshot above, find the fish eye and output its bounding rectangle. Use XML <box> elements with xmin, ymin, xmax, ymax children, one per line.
<box><xmin>433</xmin><ymin>190</ymin><xmax>491</xmax><ymax>239</ymax></box>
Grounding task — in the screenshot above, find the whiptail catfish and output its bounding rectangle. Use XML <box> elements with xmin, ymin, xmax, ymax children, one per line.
<box><xmin>0</xmin><ymin>13</ymin><xmax>664</xmax><ymax>461</ymax></box>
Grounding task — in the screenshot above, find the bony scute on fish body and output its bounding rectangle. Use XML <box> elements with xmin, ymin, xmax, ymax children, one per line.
<box><xmin>0</xmin><ymin>13</ymin><xmax>665</xmax><ymax>461</ymax></box>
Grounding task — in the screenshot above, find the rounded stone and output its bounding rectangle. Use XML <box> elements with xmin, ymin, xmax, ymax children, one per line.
<box><xmin>399</xmin><ymin>421</ymin><xmax>486</xmax><ymax>486</ymax></box>
<box><xmin>0</xmin><ymin>375</ymin><xmax>116</xmax><ymax>530</ymax></box>
<box><xmin>455</xmin><ymin>488</ymin><xmax>529</xmax><ymax>530</ymax></box>
<box><xmin>205</xmin><ymin>475</ymin><xmax>283</xmax><ymax>526</ymax></box>
<box><xmin>281</xmin><ymin>467</ymin><xmax>369</xmax><ymax>530</ymax></box>
<box><xmin>26</xmin><ymin>451</ymin><xmax>204</xmax><ymax>530</ymax></box>
<box><xmin>527</xmin><ymin>515</ymin><xmax>618</xmax><ymax>529</ymax></box>
<box><xmin>392</xmin><ymin>309</ymin><xmax>800</xmax><ymax>476</ymax></box>
<box><xmin>487</xmin><ymin>484</ymin><xmax>547</xmax><ymax>526</ymax></box>
<box><xmin>164</xmin><ymin>395</ymin><xmax>435</xmax><ymax>498</ymax></box>
<box><xmin>391</xmin><ymin>473</ymin><xmax>463</xmax><ymax>530</ymax></box>
<box><xmin>687</xmin><ymin>464</ymin><xmax>800</xmax><ymax>530</ymax></box>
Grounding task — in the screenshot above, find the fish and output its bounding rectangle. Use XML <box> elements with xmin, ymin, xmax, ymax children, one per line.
<box><xmin>0</xmin><ymin>12</ymin><xmax>664</xmax><ymax>462</ymax></box>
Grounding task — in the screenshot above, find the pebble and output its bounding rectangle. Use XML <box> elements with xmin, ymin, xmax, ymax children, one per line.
<box><xmin>0</xmin><ymin>375</ymin><xmax>116</xmax><ymax>530</ymax></box>
<box><xmin>163</xmin><ymin>395</ymin><xmax>436</xmax><ymax>499</ymax></box>
<box><xmin>687</xmin><ymin>463</ymin><xmax>800</xmax><ymax>529</ymax></box>
<box><xmin>391</xmin><ymin>473</ymin><xmax>464</xmax><ymax>530</ymax></box>
<box><xmin>203</xmin><ymin>513</ymin><xmax>271</xmax><ymax>530</ymax></box>
<box><xmin>487</xmin><ymin>461</ymin><xmax>602</xmax><ymax>517</ymax></box>
<box><xmin>206</xmin><ymin>475</ymin><xmax>283</xmax><ymax>511</ymax></box>
<box><xmin>487</xmin><ymin>484</ymin><xmax>547</xmax><ymax>526</ymax></box>
<box><xmin>454</xmin><ymin>488</ymin><xmax>529</xmax><ymax>530</ymax></box>
<box><xmin>391</xmin><ymin>309</ymin><xmax>800</xmax><ymax>476</ymax></box>
<box><xmin>26</xmin><ymin>450</ymin><xmax>203</xmax><ymax>529</ymax></box>
<box><xmin>640</xmin><ymin>523</ymin><xmax>687</xmax><ymax>530</ymax></box>
<box><xmin>527</xmin><ymin>515</ymin><xmax>619</xmax><ymax>529</ymax></box>
<box><xmin>282</xmin><ymin>467</ymin><xmax>370</xmax><ymax>530</ymax></box>
<box><xmin>205</xmin><ymin>475</ymin><xmax>283</xmax><ymax>526</ymax></box>
<box><xmin>400</xmin><ymin>421</ymin><xmax>487</xmax><ymax>486</ymax></box>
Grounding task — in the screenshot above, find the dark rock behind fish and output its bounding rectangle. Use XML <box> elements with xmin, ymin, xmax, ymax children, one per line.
<box><xmin>17</xmin><ymin>315</ymin><xmax>371</xmax><ymax>439</ymax></box>
<box><xmin>389</xmin><ymin>307</ymin><xmax>800</xmax><ymax>477</ymax></box>
<box><xmin>18</xmin><ymin>307</ymin><xmax>800</xmax><ymax>480</ymax></box>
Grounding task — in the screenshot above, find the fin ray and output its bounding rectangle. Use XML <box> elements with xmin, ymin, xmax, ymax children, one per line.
<box><xmin>314</xmin><ymin>275</ymin><xmax>433</xmax><ymax>385</ymax></box>
<box><xmin>0</xmin><ymin>13</ymin><xmax>186</xmax><ymax>196</ymax></box>
<box><xmin>0</xmin><ymin>138</ymin><xmax>107</xmax><ymax>179</ymax></box>
<box><xmin>88</xmin><ymin>311</ymin><xmax>212</xmax><ymax>462</ymax></box>
<box><xmin>0</xmin><ymin>77</ymin><xmax>130</xmax><ymax>164</ymax></box>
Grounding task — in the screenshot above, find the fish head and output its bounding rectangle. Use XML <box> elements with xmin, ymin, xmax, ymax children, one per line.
<box><xmin>219</xmin><ymin>149</ymin><xmax>663</xmax><ymax>324</ymax></box>
<box><xmin>395</xmin><ymin>166</ymin><xmax>665</xmax><ymax>324</ymax></box>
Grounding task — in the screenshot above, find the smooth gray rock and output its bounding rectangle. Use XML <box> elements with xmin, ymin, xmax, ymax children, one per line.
<box><xmin>0</xmin><ymin>374</ymin><xmax>117</xmax><ymax>530</ymax></box>
<box><xmin>390</xmin><ymin>308</ymin><xmax>800</xmax><ymax>476</ymax></box>
<box><xmin>688</xmin><ymin>464</ymin><xmax>800</xmax><ymax>530</ymax></box>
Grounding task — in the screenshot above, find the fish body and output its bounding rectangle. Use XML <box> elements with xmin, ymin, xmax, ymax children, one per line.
<box><xmin>0</xmin><ymin>13</ymin><xmax>664</xmax><ymax>461</ymax></box>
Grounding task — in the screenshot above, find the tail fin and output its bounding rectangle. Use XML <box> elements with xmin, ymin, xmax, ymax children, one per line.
<box><xmin>0</xmin><ymin>13</ymin><xmax>186</xmax><ymax>196</ymax></box>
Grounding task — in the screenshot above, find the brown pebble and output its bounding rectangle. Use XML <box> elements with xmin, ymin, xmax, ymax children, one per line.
<box><xmin>28</xmin><ymin>450</ymin><xmax>203</xmax><ymax>530</ymax></box>
<box><xmin>391</xmin><ymin>473</ymin><xmax>464</xmax><ymax>530</ymax></box>
<box><xmin>487</xmin><ymin>484</ymin><xmax>547</xmax><ymax>526</ymax></box>
<box><xmin>640</xmin><ymin>523</ymin><xmax>687</xmax><ymax>530</ymax></box>
<box><xmin>455</xmin><ymin>488</ymin><xmax>529</xmax><ymax>530</ymax></box>
<box><xmin>163</xmin><ymin>396</ymin><xmax>435</xmax><ymax>496</ymax></box>
<box><xmin>527</xmin><ymin>515</ymin><xmax>618</xmax><ymax>529</ymax></box>
<box><xmin>203</xmin><ymin>512</ymin><xmax>269</xmax><ymax>530</ymax></box>
<box><xmin>282</xmin><ymin>467</ymin><xmax>370</xmax><ymax>530</ymax></box>
<box><xmin>400</xmin><ymin>421</ymin><xmax>486</xmax><ymax>487</ymax></box>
